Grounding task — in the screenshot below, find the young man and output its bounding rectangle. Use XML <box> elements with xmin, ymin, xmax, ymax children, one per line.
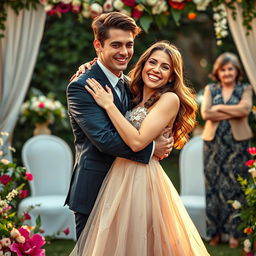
<box><xmin>65</xmin><ymin>12</ymin><xmax>172</xmax><ymax>239</ymax></box>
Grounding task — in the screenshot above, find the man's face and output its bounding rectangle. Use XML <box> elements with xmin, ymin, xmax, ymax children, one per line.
<box><xmin>94</xmin><ymin>28</ymin><xmax>134</xmax><ymax>77</ymax></box>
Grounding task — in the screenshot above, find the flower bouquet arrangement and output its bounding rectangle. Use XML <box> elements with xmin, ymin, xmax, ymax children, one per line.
<box><xmin>20</xmin><ymin>94</ymin><xmax>66</xmax><ymax>125</ymax></box>
<box><xmin>0</xmin><ymin>132</ymin><xmax>45</xmax><ymax>255</ymax></box>
<box><xmin>230</xmin><ymin>147</ymin><xmax>256</xmax><ymax>255</ymax></box>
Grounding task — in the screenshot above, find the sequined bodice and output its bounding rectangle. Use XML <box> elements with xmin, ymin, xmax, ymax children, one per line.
<box><xmin>125</xmin><ymin>107</ymin><xmax>148</xmax><ymax>130</ymax></box>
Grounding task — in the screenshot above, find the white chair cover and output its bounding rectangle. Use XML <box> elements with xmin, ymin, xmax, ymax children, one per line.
<box><xmin>179</xmin><ymin>136</ymin><xmax>208</xmax><ymax>240</ymax></box>
<box><xmin>18</xmin><ymin>135</ymin><xmax>76</xmax><ymax>240</ymax></box>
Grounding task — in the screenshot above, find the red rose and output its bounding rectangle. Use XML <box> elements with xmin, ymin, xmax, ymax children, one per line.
<box><xmin>38</xmin><ymin>102</ymin><xmax>45</xmax><ymax>108</ymax></box>
<box><xmin>57</xmin><ymin>3</ymin><xmax>72</xmax><ymax>13</ymax></box>
<box><xmin>25</xmin><ymin>173</ymin><xmax>33</xmax><ymax>181</ymax></box>
<box><xmin>122</xmin><ymin>0</ymin><xmax>136</xmax><ymax>7</ymax></box>
<box><xmin>63</xmin><ymin>227</ymin><xmax>70</xmax><ymax>235</ymax></box>
<box><xmin>23</xmin><ymin>212</ymin><xmax>31</xmax><ymax>220</ymax></box>
<box><xmin>245</xmin><ymin>159</ymin><xmax>255</xmax><ymax>167</ymax></box>
<box><xmin>0</xmin><ymin>174</ymin><xmax>12</xmax><ymax>185</ymax></box>
<box><xmin>19</xmin><ymin>189</ymin><xmax>28</xmax><ymax>199</ymax></box>
<box><xmin>132</xmin><ymin>8</ymin><xmax>143</xmax><ymax>19</ymax></box>
<box><xmin>248</xmin><ymin>147</ymin><xmax>256</xmax><ymax>156</ymax></box>
<box><xmin>168</xmin><ymin>1</ymin><xmax>186</xmax><ymax>10</ymax></box>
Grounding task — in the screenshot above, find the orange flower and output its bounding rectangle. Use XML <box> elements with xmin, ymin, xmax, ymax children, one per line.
<box><xmin>244</xmin><ymin>227</ymin><xmax>253</xmax><ymax>235</ymax></box>
<box><xmin>188</xmin><ymin>12</ymin><xmax>197</xmax><ymax>20</ymax></box>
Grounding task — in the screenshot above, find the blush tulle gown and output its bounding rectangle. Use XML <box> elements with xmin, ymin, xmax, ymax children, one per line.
<box><xmin>69</xmin><ymin>107</ymin><xmax>209</xmax><ymax>256</ymax></box>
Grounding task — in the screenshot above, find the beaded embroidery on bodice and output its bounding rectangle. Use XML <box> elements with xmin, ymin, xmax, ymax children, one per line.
<box><xmin>125</xmin><ymin>107</ymin><xmax>148</xmax><ymax>130</ymax></box>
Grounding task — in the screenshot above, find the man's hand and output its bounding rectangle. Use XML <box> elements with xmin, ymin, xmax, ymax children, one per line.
<box><xmin>154</xmin><ymin>127</ymin><xmax>174</xmax><ymax>160</ymax></box>
<box><xmin>69</xmin><ymin>57</ymin><xmax>98</xmax><ymax>82</ymax></box>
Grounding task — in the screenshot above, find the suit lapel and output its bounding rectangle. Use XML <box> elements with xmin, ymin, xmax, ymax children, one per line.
<box><xmin>90</xmin><ymin>64</ymin><xmax>126</xmax><ymax>114</ymax></box>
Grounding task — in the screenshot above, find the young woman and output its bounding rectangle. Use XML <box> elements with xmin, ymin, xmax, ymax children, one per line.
<box><xmin>70</xmin><ymin>41</ymin><xmax>209</xmax><ymax>255</ymax></box>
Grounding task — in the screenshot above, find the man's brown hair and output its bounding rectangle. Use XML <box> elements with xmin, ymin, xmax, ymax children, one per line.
<box><xmin>92</xmin><ymin>12</ymin><xmax>141</xmax><ymax>45</ymax></box>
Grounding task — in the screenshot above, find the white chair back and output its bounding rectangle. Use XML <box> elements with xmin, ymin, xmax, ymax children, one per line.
<box><xmin>22</xmin><ymin>135</ymin><xmax>73</xmax><ymax>197</ymax></box>
<box><xmin>179</xmin><ymin>136</ymin><xmax>205</xmax><ymax>196</ymax></box>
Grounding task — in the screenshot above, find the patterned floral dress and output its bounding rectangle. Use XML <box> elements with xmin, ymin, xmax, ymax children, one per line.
<box><xmin>203</xmin><ymin>82</ymin><xmax>250</xmax><ymax>238</ymax></box>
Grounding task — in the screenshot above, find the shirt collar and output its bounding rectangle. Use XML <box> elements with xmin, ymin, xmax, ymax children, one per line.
<box><xmin>97</xmin><ymin>59</ymin><xmax>124</xmax><ymax>88</ymax></box>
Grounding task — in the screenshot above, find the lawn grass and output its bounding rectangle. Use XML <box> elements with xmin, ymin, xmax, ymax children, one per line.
<box><xmin>44</xmin><ymin>156</ymin><xmax>243</xmax><ymax>255</ymax></box>
<box><xmin>44</xmin><ymin>239</ymin><xmax>242</xmax><ymax>256</ymax></box>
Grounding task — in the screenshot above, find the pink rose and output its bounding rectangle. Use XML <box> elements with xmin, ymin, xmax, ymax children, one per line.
<box><xmin>10</xmin><ymin>228</ymin><xmax>45</xmax><ymax>256</ymax></box>
<box><xmin>0</xmin><ymin>174</ymin><xmax>11</xmax><ymax>185</ymax></box>
<box><xmin>25</xmin><ymin>173</ymin><xmax>33</xmax><ymax>181</ymax></box>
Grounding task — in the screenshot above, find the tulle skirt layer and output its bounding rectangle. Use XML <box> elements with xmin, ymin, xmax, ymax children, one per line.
<box><xmin>70</xmin><ymin>157</ymin><xmax>209</xmax><ymax>256</ymax></box>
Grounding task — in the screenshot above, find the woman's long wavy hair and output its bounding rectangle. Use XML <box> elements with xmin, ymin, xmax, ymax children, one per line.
<box><xmin>128</xmin><ymin>41</ymin><xmax>197</xmax><ymax>149</ymax></box>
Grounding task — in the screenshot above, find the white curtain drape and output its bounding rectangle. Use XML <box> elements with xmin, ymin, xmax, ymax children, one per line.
<box><xmin>0</xmin><ymin>5</ymin><xmax>46</xmax><ymax>136</ymax></box>
<box><xmin>226</xmin><ymin>3</ymin><xmax>256</xmax><ymax>92</ymax></box>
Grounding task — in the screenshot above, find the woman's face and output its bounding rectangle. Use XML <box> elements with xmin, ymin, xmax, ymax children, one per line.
<box><xmin>217</xmin><ymin>62</ymin><xmax>238</xmax><ymax>85</ymax></box>
<box><xmin>142</xmin><ymin>50</ymin><xmax>173</xmax><ymax>92</ymax></box>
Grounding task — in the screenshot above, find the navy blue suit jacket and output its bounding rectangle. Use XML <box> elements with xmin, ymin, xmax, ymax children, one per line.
<box><xmin>65</xmin><ymin>63</ymin><xmax>153</xmax><ymax>215</ymax></box>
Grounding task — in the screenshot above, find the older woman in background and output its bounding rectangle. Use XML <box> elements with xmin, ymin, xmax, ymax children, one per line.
<box><xmin>201</xmin><ymin>52</ymin><xmax>253</xmax><ymax>248</ymax></box>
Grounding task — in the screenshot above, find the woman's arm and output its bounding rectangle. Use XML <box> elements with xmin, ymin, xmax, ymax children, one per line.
<box><xmin>86</xmin><ymin>79</ymin><xmax>179</xmax><ymax>152</ymax></box>
<box><xmin>214</xmin><ymin>86</ymin><xmax>253</xmax><ymax>118</ymax></box>
<box><xmin>201</xmin><ymin>85</ymin><xmax>232</xmax><ymax>121</ymax></box>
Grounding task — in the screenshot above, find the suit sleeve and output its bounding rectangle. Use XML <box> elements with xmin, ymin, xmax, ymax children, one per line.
<box><xmin>67</xmin><ymin>80</ymin><xmax>153</xmax><ymax>164</ymax></box>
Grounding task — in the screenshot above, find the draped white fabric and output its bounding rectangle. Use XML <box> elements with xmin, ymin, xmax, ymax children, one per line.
<box><xmin>226</xmin><ymin>3</ymin><xmax>256</xmax><ymax>92</ymax></box>
<box><xmin>0</xmin><ymin>5</ymin><xmax>46</xmax><ymax>136</ymax></box>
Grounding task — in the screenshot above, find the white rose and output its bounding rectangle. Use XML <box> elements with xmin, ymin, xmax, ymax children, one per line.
<box><xmin>113</xmin><ymin>0</ymin><xmax>124</xmax><ymax>10</ymax></box>
<box><xmin>146</xmin><ymin>0</ymin><xmax>157</xmax><ymax>6</ymax></box>
<box><xmin>213</xmin><ymin>13</ymin><xmax>221</xmax><ymax>20</ymax></box>
<box><xmin>0</xmin><ymin>150</ymin><xmax>3</xmax><ymax>156</ymax></box>
<box><xmin>220</xmin><ymin>30</ymin><xmax>228</xmax><ymax>37</ymax></box>
<box><xmin>4</xmin><ymin>251</ymin><xmax>12</xmax><ymax>256</ymax></box>
<box><xmin>249</xmin><ymin>167</ymin><xmax>256</xmax><ymax>178</ymax></box>
<box><xmin>0</xmin><ymin>251</ymin><xmax>3</xmax><ymax>256</ymax></box>
<box><xmin>62</xmin><ymin>0</ymin><xmax>72</xmax><ymax>3</ymax></box>
<box><xmin>171</xmin><ymin>0</ymin><xmax>184</xmax><ymax>2</ymax></box>
<box><xmin>120</xmin><ymin>9</ymin><xmax>131</xmax><ymax>16</ymax></box>
<box><xmin>0</xmin><ymin>238</ymin><xmax>11</xmax><ymax>247</ymax></box>
<box><xmin>90</xmin><ymin>3</ymin><xmax>103</xmax><ymax>17</ymax></box>
<box><xmin>1</xmin><ymin>159</ymin><xmax>10</xmax><ymax>165</ymax></box>
<box><xmin>232</xmin><ymin>200</ymin><xmax>241</xmax><ymax>209</ymax></box>
<box><xmin>10</xmin><ymin>228</ymin><xmax>20</xmax><ymax>239</ymax></box>
<box><xmin>44</xmin><ymin>4</ymin><xmax>53</xmax><ymax>12</ymax></box>
<box><xmin>244</xmin><ymin>238</ymin><xmax>251</xmax><ymax>248</ymax></box>
<box><xmin>16</xmin><ymin>236</ymin><xmax>26</xmax><ymax>244</ymax></box>
<box><xmin>193</xmin><ymin>0</ymin><xmax>211</xmax><ymax>11</ymax></box>
<box><xmin>103</xmin><ymin>0</ymin><xmax>114</xmax><ymax>12</ymax></box>
<box><xmin>72</xmin><ymin>0</ymin><xmax>81</xmax><ymax>5</ymax></box>
<box><xmin>38</xmin><ymin>96</ymin><xmax>46</xmax><ymax>102</ymax></box>
<box><xmin>82</xmin><ymin>9</ymin><xmax>90</xmax><ymax>18</ymax></box>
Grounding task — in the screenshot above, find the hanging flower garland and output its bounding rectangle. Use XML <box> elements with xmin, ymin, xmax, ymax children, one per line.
<box><xmin>0</xmin><ymin>0</ymin><xmax>256</xmax><ymax>44</ymax></box>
